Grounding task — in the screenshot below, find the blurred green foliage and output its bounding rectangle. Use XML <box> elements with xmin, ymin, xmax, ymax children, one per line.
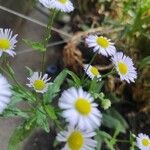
<box><xmin>76</xmin><ymin>0</ymin><xmax>150</xmax><ymax>56</ymax></box>
<box><xmin>75</xmin><ymin>0</ymin><xmax>150</xmax><ymax>110</ymax></box>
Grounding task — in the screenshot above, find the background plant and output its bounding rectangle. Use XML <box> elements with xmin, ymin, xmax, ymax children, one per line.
<box><xmin>0</xmin><ymin>0</ymin><xmax>149</xmax><ymax>150</ymax></box>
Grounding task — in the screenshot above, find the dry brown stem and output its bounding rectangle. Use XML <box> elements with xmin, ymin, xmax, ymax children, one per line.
<box><xmin>70</xmin><ymin>27</ymin><xmax>123</xmax><ymax>44</ymax></box>
<box><xmin>63</xmin><ymin>26</ymin><xmax>122</xmax><ymax>73</ymax></box>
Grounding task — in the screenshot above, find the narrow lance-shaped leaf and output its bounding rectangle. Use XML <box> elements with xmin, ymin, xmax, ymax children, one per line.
<box><xmin>65</xmin><ymin>70</ymin><xmax>81</xmax><ymax>87</ymax></box>
<box><xmin>36</xmin><ymin>107</ymin><xmax>50</xmax><ymax>133</ymax></box>
<box><xmin>44</xmin><ymin>69</ymin><xmax>68</xmax><ymax>103</ymax></box>
<box><xmin>8</xmin><ymin>123</ymin><xmax>35</xmax><ymax>150</ymax></box>
<box><xmin>23</xmin><ymin>39</ymin><xmax>46</xmax><ymax>52</ymax></box>
<box><xmin>102</xmin><ymin>113</ymin><xmax>126</xmax><ymax>133</ymax></box>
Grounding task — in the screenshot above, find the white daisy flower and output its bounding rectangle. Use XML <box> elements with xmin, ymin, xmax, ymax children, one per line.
<box><xmin>27</xmin><ymin>72</ymin><xmax>52</xmax><ymax>93</ymax></box>
<box><xmin>39</xmin><ymin>0</ymin><xmax>74</xmax><ymax>12</ymax></box>
<box><xmin>84</xmin><ymin>64</ymin><xmax>101</xmax><ymax>81</ymax></box>
<box><xmin>112</xmin><ymin>52</ymin><xmax>137</xmax><ymax>83</ymax></box>
<box><xmin>59</xmin><ymin>87</ymin><xmax>102</xmax><ymax>130</ymax></box>
<box><xmin>136</xmin><ymin>133</ymin><xmax>150</xmax><ymax>150</ymax></box>
<box><xmin>85</xmin><ymin>35</ymin><xmax>116</xmax><ymax>57</ymax></box>
<box><xmin>57</xmin><ymin>125</ymin><xmax>97</xmax><ymax>150</ymax></box>
<box><xmin>0</xmin><ymin>74</ymin><xmax>12</xmax><ymax>113</ymax></box>
<box><xmin>0</xmin><ymin>28</ymin><xmax>18</xmax><ymax>57</ymax></box>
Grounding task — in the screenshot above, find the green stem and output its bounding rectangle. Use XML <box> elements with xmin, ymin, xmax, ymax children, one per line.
<box><xmin>42</xmin><ymin>103</ymin><xmax>62</xmax><ymax>130</ymax></box>
<box><xmin>41</xmin><ymin>52</ymin><xmax>46</xmax><ymax>73</ymax></box>
<box><xmin>5</xmin><ymin>108</ymin><xmax>32</xmax><ymax>113</ymax></box>
<box><xmin>116</xmin><ymin>139</ymin><xmax>130</xmax><ymax>143</ymax></box>
<box><xmin>100</xmin><ymin>69</ymin><xmax>116</xmax><ymax>79</ymax></box>
<box><xmin>0</xmin><ymin>66</ymin><xmax>14</xmax><ymax>81</ymax></box>
<box><xmin>41</xmin><ymin>9</ymin><xmax>57</xmax><ymax>73</ymax></box>
<box><xmin>0</xmin><ymin>65</ymin><xmax>35</xmax><ymax>102</ymax></box>
<box><xmin>54</xmin><ymin>120</ymin><xmax>63</xmax><ymax>130</ymax></box>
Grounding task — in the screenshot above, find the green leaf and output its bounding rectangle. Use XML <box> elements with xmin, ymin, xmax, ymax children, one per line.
<box><xmin>9</xmin><ymin>93</ymin><xmax>24</xmax><ymax>106</ymax></box>
<box><xmin>66</xmin><ymin>78</ymin><xmax>76</xmax><ymax>87</ymax></box>
<box><xmin>65</xmin><ymin>70</ymin><xmax>81</xmax><ymax>87</ymax></box>
<box><xmin>97</xmin><ymin>130</ymin><xmax>112</xmax><ymax>140</ymax></box>
<box><xmin>12</xmin><ymin>85</ymin><xmax>36</xmax><ymax>102</ymax></box>
<box><xmin>6</xmin><ymin>64</ymin><xmax>15</xmax><ymax>75</ymax></box>
<box><xmin>102</xmin><ymin>109</ymin><xmax>128</xmax><ymax>133</ymax></box>
<box><xmin>23</xmin><ymin>39</ymin><xmax>46</xmax><ymax>52</ymax></box>
<box><xmin>102</xmin><ymin>113</ymin><xmax>126</xmax><ymax>133</ymax></box>
<box><xmin>44</xmin><ymin>70</ymin><xmax>67</xmax><ymax>103</ymax></box>
<box><xmin>36</xmin><ymin>108</ymin><xmax>50</xmax><ymax>133</ymax></box>
<box><xmin>10</xmin><ymin>84</ymin><xmax>33</xmax><ymax>106</ymax></box>
<box><xmin>44</xmin><ymin>105</ymin><xmax>57</xmax><ymax>120</ymax></box>
<box><xmin>8</xmin><ymin>124</ymin><xmax>35</xmax><ymax>150</ymax></box>
<box><xmin>25</xmin><ymin>66</ymin><xmax>33</xmax><ymax>76</ymax></box>
<box><xmin>108</xmin><ymin>108</ymin><xmax>129</xmax><ymax>129</ymax></box>
<box><xmin>89</xmin><ymin>79</ymin><xmax>104</xmax><ymax>93</ymax></box>
<box><xmin>139</xmin><ymin>56</ymin><xmax>150</xmax><ymax>69</ymax></box>
<box><xmin>89</xmin><ymin>78</ymin><xmax>98</xmax><ymax>92</ymax></box>
<box><xmin>95</xmin><ymin>130</ymin><xmax>103</xmax><ymax>150</ymax></box>
<box><xmin>95</xmin><ymin>130</ymin><xmax>113</xmax><ymax>149</ymax></box>
<box><xmin>3</xmin><ymin>108</ymin><xmax>29</xmax><ymax>118</ymax></box>
<box><xmin>104</xmin><ymin>139</ymin><xmax>115</xmax><ymax>150</ymax></box>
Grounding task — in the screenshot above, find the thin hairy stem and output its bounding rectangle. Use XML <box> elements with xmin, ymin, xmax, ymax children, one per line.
<box><xmin>41</xmin><ymin>9</ymin><xmax>57</xmax><ymax>73</ymax></box>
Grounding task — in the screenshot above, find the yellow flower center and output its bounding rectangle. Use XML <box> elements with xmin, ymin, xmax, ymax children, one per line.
<box><xmin>118</xmin><ymin>62</ymin><xmax>128</xmax><ymax>75</ymax></box>
<box><xmin>58</xmin><ymin>0</ymin><xmax>67</xmax><ymax>4</ymax></box>
<box><xmin>68</xmin><ymin>131</ymin><xmax>84</xmax><ymax>150</ymax></box>
<box><xmin>0</xmin><ymin>38</ymin><xmax>10</xmax><ymax>50</ymax></box>
<box><xmin>90</xmin><ymin>66</ymin><xmax>100</xmax><ymax>76</ymax></box>
<box><xmin>96</xmin><ymin>36</ymin><xmax>109</xmax><ymax>48</ymax></box>
<box><xmin>142</xmin><ymin>138</ymin><xmax>150</xmax><ymax>147</ymax></box>
<box><xmin>33</xmin><ymin>79</ymin><xmax>46</xmax><ymax>91</ymax></box>
<box><xmin>75</xmin><ymin>98</ymin><xmax>91</xmax><ymax>115</ymax></box>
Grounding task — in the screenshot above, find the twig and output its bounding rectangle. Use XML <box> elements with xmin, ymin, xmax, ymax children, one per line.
<box><xmin>96</xmin><ymin>64</ymin><xmax>113</xmax><ymax>71</ymax></box>
<box><xmin>17</xmin><ymin>40</ymin><xmax>68</xmax><ymax>55</ymax></box>
<box><xmin>0</xmin><ymin>5</ymin><xmax>72</xmax><ymax>38</ymax></box>
<box><xmin>70</xmin><ymin>26</ymin><xmax>123</xmax><ymax>44</ymax></box>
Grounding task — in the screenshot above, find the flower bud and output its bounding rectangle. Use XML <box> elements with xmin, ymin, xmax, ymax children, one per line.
<box><xmin>101</xmin><ymin>99</ymin><xmax>111</xmax><ymax>110</ymax></box>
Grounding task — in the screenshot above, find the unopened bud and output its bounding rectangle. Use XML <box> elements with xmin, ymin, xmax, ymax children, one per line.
<box><xmin>101</xmin><ymin>99</ymin><xmax>111</xmax><ymax>110</ymax></box>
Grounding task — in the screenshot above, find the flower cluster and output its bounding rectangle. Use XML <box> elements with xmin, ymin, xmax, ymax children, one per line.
<box><xmin>85</xmin><ymin>34</ymin><xmax>137</xmax><ymax>83</ymax></box>
<box><xmin>0</xmin><ymin>27</ymin><xmax>139</xmax><ymax>150</ymax></box>
<box><xmin>0</xmin><ymin>1</ymin><xmax>148</xmax><ymax>150</ymax></box>
<box><xmin>57</xmin><ymin>87</ymin><xmax>102</xmax><ymax>149</ymax></box>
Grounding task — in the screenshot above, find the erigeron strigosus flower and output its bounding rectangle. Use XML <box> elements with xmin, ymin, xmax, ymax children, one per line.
<box><xmin>0</xmin><ymin>28</ymin><xmax>18</xmax><ymax>57</ymax></box>
<box><xmin>59</xmin><ymin>87</ymin><xmax>102</xmax><ymax>130</ymax></box>
<box><xmin>39</xmin><ymin>0</ymin><xmax>74</xmax><ymax>12</ymax></box>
